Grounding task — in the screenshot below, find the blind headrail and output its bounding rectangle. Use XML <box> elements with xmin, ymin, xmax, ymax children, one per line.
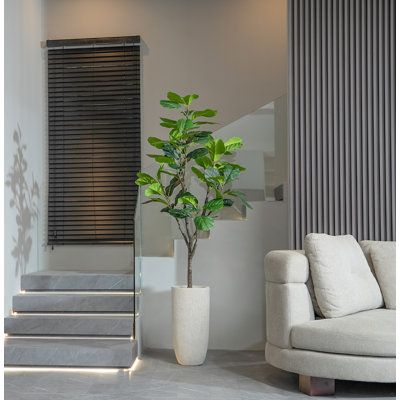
<box><xmin>46</xmin><ymin>36</ymin><xmax>141</xmax><ymax>49</ymax></box>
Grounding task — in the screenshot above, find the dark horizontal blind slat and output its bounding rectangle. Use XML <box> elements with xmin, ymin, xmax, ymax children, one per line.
<box><xmin>48</xmin><ymin>41</ymin><xmax>140</xmax><ymax>245</ymax></box>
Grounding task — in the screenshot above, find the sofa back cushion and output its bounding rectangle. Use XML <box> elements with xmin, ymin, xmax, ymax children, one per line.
<box><xmin>360</xmin><ymin>241</ymin><xmax>396</xmax><ymax>309</ymax></box>
<box><xmin>304</xmin><ymin>233</ymin><xmax>384</xmax><ymax>318</ymax></box>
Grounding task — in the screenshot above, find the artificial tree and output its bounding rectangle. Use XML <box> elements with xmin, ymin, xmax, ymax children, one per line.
<box><xmin>135</xmin><ymin>92</ymin><xmax>250</xmax><ymax>288</ymax></box>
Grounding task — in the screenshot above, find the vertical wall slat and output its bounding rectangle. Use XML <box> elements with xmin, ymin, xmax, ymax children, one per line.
<box><xmin>355</xmin><ymin>0</ymin><xmax>362</xmax><ymax>239</ymax></box>
<box><xmin>288</xmin><ymin>0</ymin><xmax>396</xmax><ymax>248</ymax></box>
<box><xmin>361</xmin><ymin>0</ymin><xmax>368</xmax><ymax>240</ymax></box>
<box><xmin>384</xmin><ymin>0</ymin><xmax>391</xmax><ymax>240</ymax></box>
<box><xmin>390</xmin><ymin>0</ymin><xmax>396</xmax><ymax>240</ymax></box>
<box><xmin>338</xmin><ymin>0</ymin><xmax>345</xmax><ymax>234</ymax></box>
<box><xmin>349</xmin><ymin>0</ymin><xmax>357</xmax><ymax>237</ymax></box>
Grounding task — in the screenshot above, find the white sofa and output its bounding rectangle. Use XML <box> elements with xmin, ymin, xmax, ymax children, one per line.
<box><xmin>264</xmin><ymin>247</ymin><xmax>395</xmax><ymax>395</ymax></box>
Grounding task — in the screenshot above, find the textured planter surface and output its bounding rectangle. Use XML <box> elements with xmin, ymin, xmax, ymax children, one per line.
<box><xmin>172</xmin><ymin>286</ymin><xmax>210</xmax><ymax>366</ymax></box>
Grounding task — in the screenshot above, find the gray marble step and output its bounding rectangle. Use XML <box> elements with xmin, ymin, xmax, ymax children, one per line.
<box><xmin>4</xmin><ymin>314</ymin><xmax>134</xmax><ymax>336</ymax></box>
<box><xmin>13</xmin><ymin>293</ymin><xmax>134</xmax><ymax>313</ymax></box>
<box><xmin>4</xmin><ymin>337</ymin><xmax>137</xmax><ymax>367</ymax></box>
<box><xmin>21</xmin><ymin>270</ymin><xmax>134</xmax><ymax>291</ymax></box>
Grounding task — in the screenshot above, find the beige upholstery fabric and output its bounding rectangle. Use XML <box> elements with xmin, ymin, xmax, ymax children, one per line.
<box><xmin>266</xmin><ymin>282</ymin><xmax>314</xmax><ymax>348</ymax></box>
<box><xmin>265</xmin><ymin>251</ymin><xmax>315</xmax><ymax>349</ymax></box>
<box><xmin>265</xmin><ymin>250</ymin><xmax>323</xmax><ymax>317</ymax></box>
<box><xmin>360</xmin><ymin>240</ymin><xmax>378</xmax><ymax>274</ymax></box>
<box><xmin>304</xmin><ymin>234</ymin><xmax>383</xmax><ymax>318</ymax></box>
<box><xmin>291</xmin><ymin>308</ymin><xmax>395</xmax><ymax>357</ymax></box>
<box><xmin>264</xmin><ymin>251</ymin><xmax>309</xmax><ymax>283</ymax></box>
<box><xmin>370</xmin><ymin>242</ymin><xmax>396</xmax><ymax>309</ymax></box>
<box><xmin>266</xmin><ymin>343</ymin><xmax>395</xmax><ymax>383</ymax></box>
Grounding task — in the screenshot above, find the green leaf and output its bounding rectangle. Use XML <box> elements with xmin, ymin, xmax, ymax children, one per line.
<box><xmin>228</xmin><ymin>162</ymin><xmax>246</xmax><ymax>172</ymax></box>
<box><xmin>194</xmin><ymin>216</ymin><xmax>215</xmax><ymax>231</ymax></box>
<box><xmin>159</xmin><ymin>169</ymin><xmax>176</xmax><ymax>177</ymax></box>
<box><xmin>165</xmin><ymin>176</ymin><xmax>180</xmax><ymax>197</ymax></box>
<box><xmin>206</xmin><ymin>138</ymin><xmax>225</xmax><ymax>162</ymax></box>
<box><xmin>144</xmin><ymin>182</ymin><xmax>163</xmax><ymax>197</ymax></box>
<box><xmin>142</xmin><ymin>198</ymin><xmax>168</xmax><ymax>206</ymax></box>
<box><xmin>193</xmin><ymin>109</ymin><xmax>217</xmax><ymax>118</ymax></box>
<box><xmin>187</xmin><ymin>147</ymin><xmax>209</xmax><ymax>160</ymax></box>
<box><xmin>177</xmin><ymin>192</ymin><xmax>198</xmax><ymax>207</ymax></box>
<box><xmin>223</xmin><ymin>165</ymin><xmax>241</xmax><ymax>183</ymax></box>
<box><xmin>195</xmin><ymin>156</ymin><xmax>213</xmax><ymax>168</ymax></box>
<box><xmin>196</xmin><ymin>121</ymin><xmax>218</xmax><ymax>125</ymax></box>
<box><xmin>163</xmin><ymin>207</ymin><xmax>193</xmax><ymax>219</ymax></box>
<box><xmin>148</xmin><ymin>137</ymin><xmax>165</xmax><ymax>149</ymax></box>
<box><xmin>169</xmin><ymin>129</ymin><xmax>183</xmax><ymax>141</ymax></box>
<box><xmin>176</xmin><ymin>118</ymin><xmax>197</xmax><ymax>134</ymax></box>
<box><xmin>160</xmin><ymin>117</ymin><xmax>176</xmax><ymax>124</ymax></box>
<box><xmin>156</xmin><ymin>165</ymin><xmax>163</xmax><ymax>180</ymax></box>
<box><xmin>204</xmin><ymin>167</ymin><xmax>220</xmax><ymax>180</ymax></box>
<box><xmin>223</xmin><ymin>198</ymin><xmax>234</xmax><ymax>207</ymax></box>
<box><xmin>167</xmin><ymin>91</ymin><xmax>184</xmax><ymax>104</ymax></box>
<box><xmin>224</xmin><ymin>137</ymin><xmax>243</xmax><ymax>152</ymax></box>
<box><xmin>176</xmin><ymin>119</ymin><xmax>186</xmax><ymax>133</ymax></box>
<box><xmin>215</xmin><ymin>139</ymin><xmax>226</xmax><ymax>158</ymax></box>
<box><xmin>191</xmin><ymin>166</ymin><xmax>206</xmax><ymax>182</ymax></box>
<box><xmin>161</xmin><ymin>143</ymin><xmax>179</xmax><ymax>159</ymax></box>
<box><xmin>191</xmin><ymin>131</ymin><xmax>212</xmax><ymax>144</ymax></box>
<box><xmin>204</xmin><ymin>198</ymin><xmax>224</xmax><ymax>212</ymax></box>
<box><xmin>160</xmin><ymin>121</ymin><xmax>176</xmax><ymax>128</ymax></box>
<box><xmin>160</xmin><ymin>100</ymin><xmax>181</xmax><ymax>109</ymax></box>
<box><xmin>135</xmin><ymin>172</ymin><xmax>157</xmax><ymax>186</ymax></box>
<box><xmin>183</xmin><ymin>94</ymin><xmax>199</xmax><ymax>105</ymax></box>
<box><xmin>226</xmin><ymin>190</ymin><xmax>253</xmax><ymax>209</ymax></box>
<box><xmin>148</xmin><ymin>154</ymin><xmax>175</xmax><ymax>164</ymax></box>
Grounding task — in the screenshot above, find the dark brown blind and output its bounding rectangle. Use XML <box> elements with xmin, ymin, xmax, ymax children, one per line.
<box><xmin>47</xmin><ymin>37</ymin><xmax>141</xmax><ymax>245</ymax></box>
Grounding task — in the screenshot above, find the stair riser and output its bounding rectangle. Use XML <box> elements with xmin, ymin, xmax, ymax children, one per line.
<box><xmin>5</xmin><ymin>316</ymin><xmax>134</xmax><ymax>336</ymax></box>
<box><xmin>5</xmin><ymin>338</ymin><xmax>137</xmax><ymax>367</ymax></box>
<box><xmin>13</xmin><ymin>295</ymin><xmax>134</xmax><ymax>313</ymax></box>
<box><xmin>21</xmin><ymin>273</ymin><xmax>134</xmax><ymax>291</ymax></box>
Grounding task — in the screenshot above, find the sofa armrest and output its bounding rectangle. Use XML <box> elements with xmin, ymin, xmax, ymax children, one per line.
<box><xmin>265</xmin><ymin>250</ymin><xmax>315</xmax><ymax>349</ymax></box>
<box><xmin>264</xmin><ymin>250</ymin><xmax>309</xmax><ymax>283</ymax></box>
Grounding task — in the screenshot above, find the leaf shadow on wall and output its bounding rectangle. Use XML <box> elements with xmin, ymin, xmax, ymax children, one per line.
<box><xmin>5</xmin><ymin>127</ymin><xmax>40</xmax><ymax>276</ymax></box>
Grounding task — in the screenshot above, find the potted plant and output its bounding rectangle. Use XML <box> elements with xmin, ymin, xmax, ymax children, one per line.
<box><xmin>135</xmin><ymin>92</ymin><xmax>250</xmax><ymax>365</ymax></box>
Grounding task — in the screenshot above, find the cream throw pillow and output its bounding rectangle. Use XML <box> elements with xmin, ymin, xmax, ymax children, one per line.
<box><xmin>369</xmin><ymin>242</ymin><xmax>396</xmax><ymax>309</ymax></box>
<box><xmin>305</xmin><ymin>234</ymin><xmax>384</xmax><ymax>318</ymax></box>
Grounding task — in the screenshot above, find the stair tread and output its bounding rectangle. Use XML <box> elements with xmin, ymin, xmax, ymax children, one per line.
<box><xmin>5</xmin><ymin>337</ymin><xmax>136</xmax><ymax>367</ymax></box>
<box><xmin>24</xmin><ymin>270</ymin><xmax>133</xmax><ymax>276</ymax></box>
<box><xmin>13</xmin><ymin>293</ymin><xmax>135</xmax><ymax>313</ymax></box>
<box><xmin>21</xmin><ymin>270</ymin><xmax>134</xmax><ymax>291</ymax></box>
<box><xmin>6</xmin><ymin>314</ymin><xmax>134</xmax><ymax>320</ymax></box>
<box><xmin>5</xmin><ymin>314</ymin><xmax>134</xmax><ymax>336</ymax></box>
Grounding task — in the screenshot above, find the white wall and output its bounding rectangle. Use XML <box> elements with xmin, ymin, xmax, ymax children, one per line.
<box><xmin>142</xmin><ymin>200</ymin><xmax>288</xmax><ymax>350</ymax></box>
<box><xmin>4</xmin><ymin>0</ymin><xmax>46</xmax><ymax>314</ymax></box>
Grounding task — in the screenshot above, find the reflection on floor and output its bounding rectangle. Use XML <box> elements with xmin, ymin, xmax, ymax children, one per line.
<box><xmin>5</xmin><ymin>349</ymin><xmax>395</xmax><ymax>400</ymax></box>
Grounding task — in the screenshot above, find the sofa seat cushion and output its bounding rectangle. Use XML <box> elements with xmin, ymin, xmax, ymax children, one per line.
<box><xmin>291</xmin><ymin>309</ymin><xmax>395</xmax><ymax>357</ymax></box>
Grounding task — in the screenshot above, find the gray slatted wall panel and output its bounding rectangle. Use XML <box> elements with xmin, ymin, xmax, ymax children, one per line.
<box><xmin>289</xmin><ymin>0</ymin><xmax>396</xmax><ymax>248</ymax></box>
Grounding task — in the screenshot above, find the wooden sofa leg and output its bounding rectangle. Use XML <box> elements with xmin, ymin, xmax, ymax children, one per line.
<box><xmin>299</xmin><ymin>375</ymin><xmax>335</xmax><ymax>396</ymax></box>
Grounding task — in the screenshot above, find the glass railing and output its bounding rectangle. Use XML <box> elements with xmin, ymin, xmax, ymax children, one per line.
<box><xmin>133</xmin><ymin>188</ymin><xmax>142</xmax><ymax>353</ymax></box>
<box><xmin>215</xmin><ymin>94</ymin><xmax>288</xmax><ymax>202</ymax></box>
<box><xmin>135</xmin><ymin>93</ymin><xmax>288</xmax><ymax>258</ymax></box>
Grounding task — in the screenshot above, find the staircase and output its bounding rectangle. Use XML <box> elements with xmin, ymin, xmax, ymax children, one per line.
<box><xmin>4</xmin><ymin>270</ymin><xmax>138</xmax><ymax>368</ymax></box>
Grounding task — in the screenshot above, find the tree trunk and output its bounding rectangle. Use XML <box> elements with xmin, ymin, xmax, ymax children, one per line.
<box><xmin>187</xmin><ymin>250</ymin><xmax>193</xmax><ymax>288</ymax></box>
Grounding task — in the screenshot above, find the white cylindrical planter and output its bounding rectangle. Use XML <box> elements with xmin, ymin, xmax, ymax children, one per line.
<box><xmin>172</xmin><ymin>286</ymin><xmax>210</xmax><ymax>366</ymax></box>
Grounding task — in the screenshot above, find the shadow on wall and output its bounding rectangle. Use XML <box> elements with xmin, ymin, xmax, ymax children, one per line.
<box><xmin>5</xmin><ymin>127</ymin><xmax>40</xmax><ymax>276</ymax></box>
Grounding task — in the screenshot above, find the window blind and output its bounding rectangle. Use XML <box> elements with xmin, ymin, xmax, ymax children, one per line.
<box><xmin>47</xmin><ymin>36</ymin><xmax>141</xmax><ymax>245</ymax></box>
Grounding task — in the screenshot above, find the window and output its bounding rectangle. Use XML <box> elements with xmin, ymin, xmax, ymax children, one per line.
<box><xmin>47</xmin><ymin>36</ymin><xmax>141</xmax><ymax>244</ymax></box>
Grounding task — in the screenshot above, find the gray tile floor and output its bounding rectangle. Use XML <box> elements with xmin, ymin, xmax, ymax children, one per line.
<box><xmin>5</xmin><ymin>349</ymin><xmax>396</xmax><ymax>400</ymax></box>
